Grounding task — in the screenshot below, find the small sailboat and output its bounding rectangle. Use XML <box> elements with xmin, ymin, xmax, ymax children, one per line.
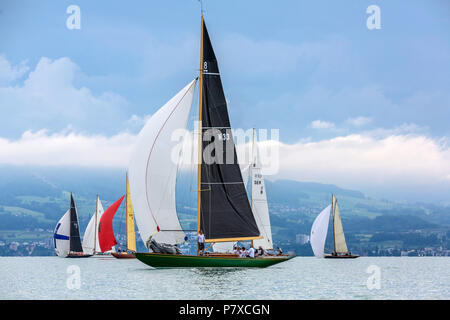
<box><xmin>129</xmin><ymin>14</ymin><xmax>294</xmax><ymax>268</ymax></box>
<box><xmin>98</xmin><ymin>195</ymin><xmax>125</xmax><ymax>254</ymax></box>
<box><xmin>54</xmin><ymin>193</ymin><xmax>92</xmax><ymax>258</ymax></box>
<box><xmin>310</xmin><ymin>194</ymin><xmax>359</xmax><ymax>259</ymax></box>
<box><xmin>111</xmin><ymin>174</ymin><xmax>137</xmax><ymax>259</ymax></box>
<box><xmin>81</xmin><ymin>195</ymin><xmax>109</xmax><ymax>256</ymax></box>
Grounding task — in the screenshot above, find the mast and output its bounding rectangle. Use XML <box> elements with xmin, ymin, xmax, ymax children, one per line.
<box><xmin>251</xmin><ymin>128</ymin><xmax>255</xmax><ymax>248</ymax></box>
<box><xmin>94</xmin><ymin>194</ymin><xmax>99</xmax><ymax>254</ymax></box>
<box><xmin>125</xmin><ymin>172</ymin><xmax>136</xmax><ymax>252</ymax></box>
<box><xmin>125</xmin><ymin>173</ymin><xmax>128</xmax><ymax>250</ymax></box>
<box><xmin>332</xmin><ymin>194</ymin><xmax>336</xmax><ymax>254</ymax></box>
<box><xmin>198</xmin><ymin>16</ymin><xmax>261</xmax><ymax>244</ymax></box>
<box><xmin>197</xmin><ymin>13</ymin><xmax>204</xmax><ymax>255</ymax></box>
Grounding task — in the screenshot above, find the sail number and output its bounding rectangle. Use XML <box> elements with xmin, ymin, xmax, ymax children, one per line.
<box><xmin>218</xmin><ymin>132</ymin><xmax>230</xmax><ymax>141</ymax></box>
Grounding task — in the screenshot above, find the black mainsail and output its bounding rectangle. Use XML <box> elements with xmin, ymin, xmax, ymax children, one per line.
<box><xmin>198</xmin><ymin>17</ymin><xmax>261</xmax><ymax>242</ymax></box>
<box><xmin>69</xmin><ymin>193</ymin><xmax>83</xmax><ymax>253</ymax></box>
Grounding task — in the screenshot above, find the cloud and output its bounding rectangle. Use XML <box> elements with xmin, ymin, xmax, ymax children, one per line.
<box><xmin>0</xmin><ymin>54</ymin><xmax>29</xmax><ymax>85</ymax></box>
<box><xmin>268</xmin><ymin>134</ymin><xmax>450</xmax><ymax>189</ymax></box>
<box><xmin>1</xmin><ymin>127</ymin><xmax>449</xmax><ymax>196</ymax></box>
<box><xmin>310</xmin><ymin>120</ymin><xmax>335</xmax><ymax>129</ymax></box>
<box><xmin>347</xmin><ymin>116</ymin><xmax>372</xmax><ymax>127</ymax></box>
<box><xmin>0</xmin><ymin>129</ymin><xmax>135</xmax><ymax>167</ymax></box>
<box><xmin>0</xmin><ymin>56</ymin><xmax>129</xmax><ymax>137</ymax></box>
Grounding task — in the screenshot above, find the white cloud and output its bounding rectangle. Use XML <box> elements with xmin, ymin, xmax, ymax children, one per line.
<box><xmin>310</xmin><ymin>120</ymin><xmax>335</xmax><ymax>129</ymax></box>
<box><xmin>266</xmin><ymin>134</ymin><xmax>450</xmax><ymax>190</ymax></box>
<box><xmin>1</xmin><ymin>128</ymin><xmax>449</xmax><ymax>196</ymax></box>
<box><xmin>0</xmin><ymin>129</ymin><xmax>135</xmax><ymax>167</ymax></box>
<box><xmin>0</xmin><ymin>56</ymin><xmax>129</xmax><ymax>136</ymax></box>
<box><xmin>0</xmin><ymin>54</ymin><xmax>29</xmax><ymax>85</ymax></box>
<box><xmin>347</xmin><ymin>116</ymin><xmax>372</xmax><ymax>127</ymax></box>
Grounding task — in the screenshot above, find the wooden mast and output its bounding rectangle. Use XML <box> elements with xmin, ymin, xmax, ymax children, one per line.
<box><xmin>196</xmin><ymin>13</ymin><xmax>204</xmax><ymax>256</ymax></box>
<box><xmin>125</xmin><ymin>173</ymin><xmax>128</xmax><ymax>252</ymax></box>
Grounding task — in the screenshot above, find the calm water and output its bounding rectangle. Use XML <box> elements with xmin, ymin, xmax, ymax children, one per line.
<box><xmin>0</xmin><ymin>256</ymin><xmax>449</xmax><ymax>299</ymax></box>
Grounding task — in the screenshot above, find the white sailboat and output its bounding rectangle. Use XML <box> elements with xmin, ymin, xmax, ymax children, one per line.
<box><xmin>310</xmin><ymin>194</ymin><xmax>359</xmax><ymax>259</ymax></box>
<box><xmin>249</xmin><ymin>131</ymin><xmax>273</xmax><ymax>251</ymax></box>
<box><xmin>54</xmin><ymin>209</ymin><xmax>71</xmax><ymax>257</ymax></box>
<box><xmin>81</xmin><ymin>195</ymin><xmax>115</xmax><ymax>256</ymax></box>
<box><xmin>54</xmin><ymin>193</ymin><xmax>91</xmax><ymax>258</ymax></box>
<box><xmin>128</xmin><ymin>13</ymin><xmax>294</xmax><ymax>268</ymax></box>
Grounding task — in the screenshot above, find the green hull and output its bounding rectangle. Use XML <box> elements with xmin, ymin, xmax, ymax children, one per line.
<box><xmin>135</xmin><ymin>252</ymin><xmax>296</xmax><ymax>268</ymax></box>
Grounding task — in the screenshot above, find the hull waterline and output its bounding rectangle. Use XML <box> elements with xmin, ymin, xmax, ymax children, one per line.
<box><xmin>324</xmin><ymin>254</ymin><xmax>359</xmax><ymax>259</ymax></box>
<box><xmin>112</xmin><ymin>252</ymin><xmax>136</xmax><ymax>259</ymax></box>
<box><xmin>67</xmin><ymin>254</ymin><xmax>93</xmax><ymax>258</ymax></box>
<box><xmin>135</xmin><ymin>252</ymin><xmax>295</xmax><ymax>268</ymax></box>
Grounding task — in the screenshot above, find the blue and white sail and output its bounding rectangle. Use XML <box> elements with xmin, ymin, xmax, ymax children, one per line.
<box><xmin>54</xmin><ymin>209</ymin><xmax>71</xmax><ymax>257</ymax></box>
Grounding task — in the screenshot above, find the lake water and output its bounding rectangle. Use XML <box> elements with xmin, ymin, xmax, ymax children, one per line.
<box><xmin>0</xmin><ymin>256</ymin><xmax>449</xmax><ymax>299</ymax></box>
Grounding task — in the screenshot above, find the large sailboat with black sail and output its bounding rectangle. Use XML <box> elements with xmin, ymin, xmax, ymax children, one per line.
<box><xmin>129</xmin><ymin>14</ymin><xmax>295</xmax><ymax>268</ymax></box>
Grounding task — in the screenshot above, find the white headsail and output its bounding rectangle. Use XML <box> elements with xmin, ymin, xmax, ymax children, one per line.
<box><xmin>250</xmin><ymin>143</ymin><xmax>273</xmax><ymax>250</ymax></box>
<box><xmin>129</xmin><ymin>79</ymin><xmax>197</xmax><ymax>246</ymax></box>
<box><xmin>82</xmin><ymin>196</ymin><xmax>105</xmax><ymax>255</ymax></box>
<box><xmin>310</xmin><ymin>205</ymin><xmax>332</xmax><ymax>258</ymax></box>
<box><xmin>54</xmin><ymin>209</ymin><xmax>71</xmax><ymax>258</ymax></box>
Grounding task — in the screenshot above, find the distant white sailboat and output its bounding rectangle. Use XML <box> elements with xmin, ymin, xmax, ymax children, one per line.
<box><xmin>81</xmin><ymin>195</ymin><xmax>115</xmax><ymax>256</ymax></box>
<box><xmin>310</xmin><ymin>194</ymin><xmax>359</xmax><ymax>259</ymax></box>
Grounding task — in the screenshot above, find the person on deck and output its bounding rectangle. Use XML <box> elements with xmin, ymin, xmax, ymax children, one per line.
<box><xmin>276</xmin><ymin>246</ymin><xmax>283</xmax><ymax>256</ymax></box>
<box><xmin>258</xmin><ymin>246</ymin><xmax>265</xmax><ymax>256</ymax></box>
<box><xmin>197</xmin><ymin>230</ymin><xmax>205</xmax><ymax>255</ymax></box>
<box><xmin>248</xmin><ymin>245</ymin><xmax>255</xmax><ymax>258</ymax></box>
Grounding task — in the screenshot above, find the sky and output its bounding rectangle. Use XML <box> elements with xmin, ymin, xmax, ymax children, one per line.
<box><xmin>0</xmin><ymin>0</ymin><xmax>449</xmax><ymax>203</ymax></box>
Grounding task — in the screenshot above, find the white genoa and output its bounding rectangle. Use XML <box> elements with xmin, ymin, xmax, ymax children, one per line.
<box><xmin>129</xmin><ymin>79</ymin><xmax>197</xmax><ymax>246</ymax></box>
<box><xmin>310</xmin><ymin>204</ymin><xmax>332</xmax><ymax>258</ymax></box>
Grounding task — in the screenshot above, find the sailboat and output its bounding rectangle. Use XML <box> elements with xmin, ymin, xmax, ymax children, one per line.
<box><xmin>129</xmin><ymin>14</ymin><xmax>295</xmax><ymax>268</ymax></box>
<box><xmin>98</xmin><ymin>195</ymin><xmax>125</xmax><ymax>254</ymax></box>
<box><xmin>54</xmin><ymin>193</ymin><xmax>92</xmax><ymax>258</ymax></box>
<box><xmin>213</xmin><ymin>129</ymin><xmax>274</xmax><ymax>253</ymax></box>
<box><xmin>111</xmin><ymin>174</ymin><xmax>137</xmax><ymax>259</ymax></box>
<box><xmin>310</xmin><ymin>194</ymin><xmax>359</xmax><ymax>259</ymax></box>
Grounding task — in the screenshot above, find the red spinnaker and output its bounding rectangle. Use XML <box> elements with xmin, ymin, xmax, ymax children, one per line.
<box><xmin>98</xmin><ymin>195</ymin><xmax>125</xmax><ymax>252</ymax></box>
